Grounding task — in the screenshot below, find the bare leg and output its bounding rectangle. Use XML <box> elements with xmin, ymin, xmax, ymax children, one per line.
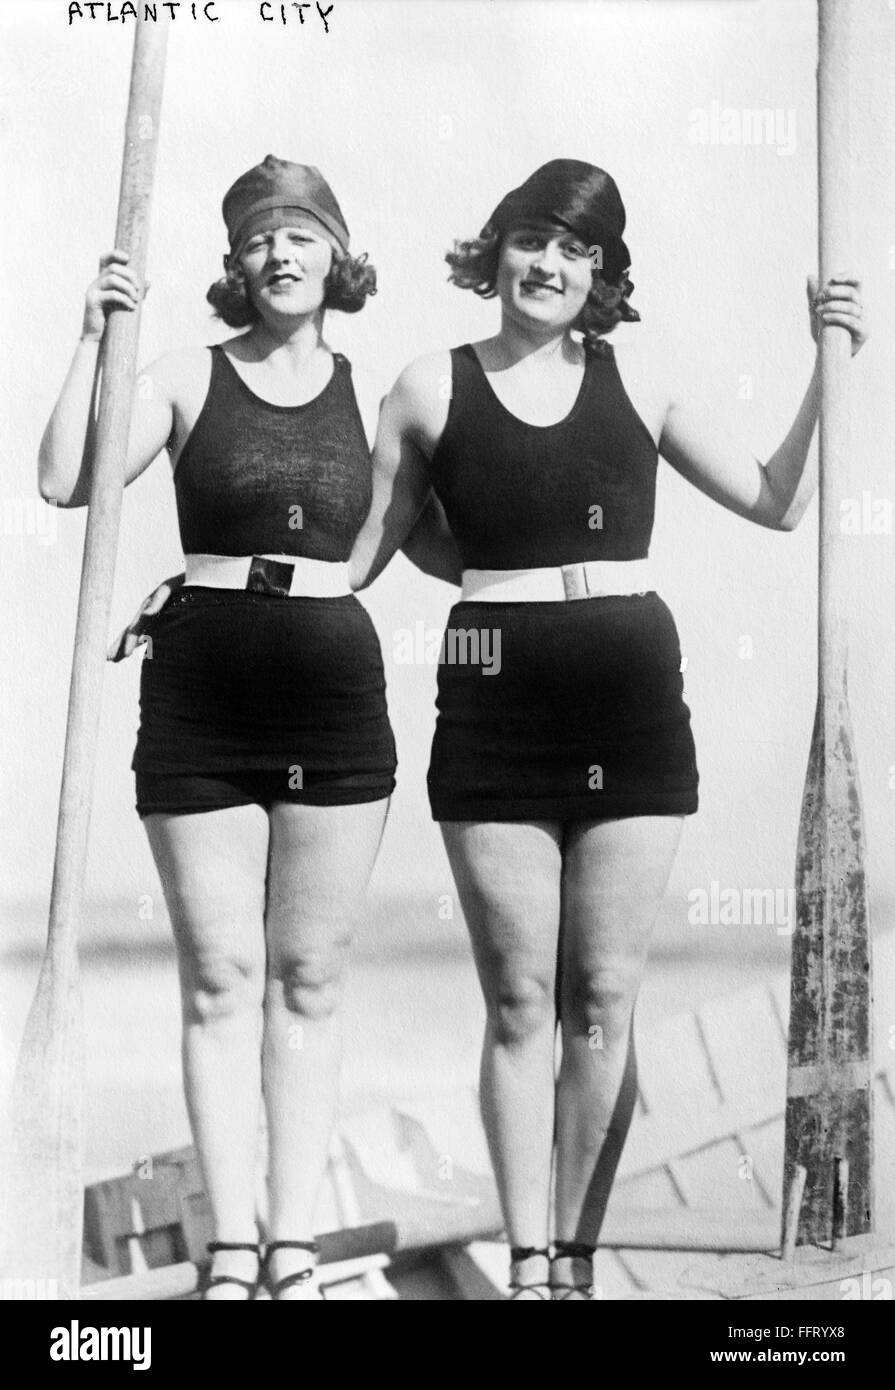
<box><xmin>441</xmin><ymin>819</ymin><xmax>562</xmax><ymax>1297</ymax></box>
<box><xmin>262</xmin><ymin>798</ymin><xmax>388</xmax><ymax>1298</ymax></box>
<box><xmin>553</xmin><ymin>814</ymin><xmax>684</xmax><ymax>1296</ymax></box>
<box><xmin>143</xmin><ymin>805</ymin><xmax>270</xmax><ymax>1298</ymax></box>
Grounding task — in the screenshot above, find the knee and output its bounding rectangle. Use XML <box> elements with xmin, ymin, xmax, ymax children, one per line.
<box><xmin>182</xmin><ymin>949</ymin><xmax>264</xmax><ymax>1024</ymax></box>
<box><xmin>273</xmin><ymin>949</ymin><xmax>349</xmax><ymax>1022</ymax></box>
<box><xmin>563</xmin><ymin>963</ymin><xmax>639</xmax><ymax>1041</ymax></box>
<box><xmin>487</xmin><ymin>973</ymin><xmax>555</xmax><ymax>1047</ymax></box>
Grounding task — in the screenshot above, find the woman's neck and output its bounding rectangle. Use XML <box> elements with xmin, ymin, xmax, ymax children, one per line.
<box><xmin>489</xmin><ymin>318</ymin><xmax>583</xmax><ymax>369</ymax></box>
<box><xmin>240</xmin><ymin>312</ymin><xmax>327</xmax><ymax>366</ymax></box>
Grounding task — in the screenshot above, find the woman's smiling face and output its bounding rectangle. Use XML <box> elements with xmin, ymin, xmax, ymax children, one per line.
<box><xmin>496</xmin><ymin>219</ymin><xmax>594</xmax><ymax>332</ymax></box>
<box><xmin>235</xmin><ymin>223</ymin><xmax>334</xmax><ymax>319</ymax></box>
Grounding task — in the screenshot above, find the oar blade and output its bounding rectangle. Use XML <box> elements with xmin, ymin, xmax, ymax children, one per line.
<box><xmin>783</xmin><ymin>697</ymin><xmax>873</xmax><ymax>1245</ymax></box>
<box><xmin>1</xmin><ymin>944</ymin><xmax>84</xmax><ymax>1297</ymax></box>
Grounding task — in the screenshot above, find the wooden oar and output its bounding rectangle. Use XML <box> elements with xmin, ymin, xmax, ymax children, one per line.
<box><xmin>782</xmin><ymin>0</ymin><xmax>873</xmax><ymax>1248</ymax></box>
<box><xmin>0</xmin><ymin>17</ymin><xmax>169</xmax><ymax>1298</ymax></box>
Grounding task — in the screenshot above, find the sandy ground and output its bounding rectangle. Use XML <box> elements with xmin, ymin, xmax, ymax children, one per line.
<box><xmin>2</xmin><ymin>890</ymin><xmax>892</xmax><ymax>1185</ymax></box>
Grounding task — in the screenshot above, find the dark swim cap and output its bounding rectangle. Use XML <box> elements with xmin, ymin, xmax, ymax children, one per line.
<box><xmin>223</xmin><ymin>154</ymin><xmax>350</xmax><ymax>259</ymax></box>
<box><xmin>485</xmin><ymin>159</ymin><xmax>631</xmax><ymax>282</ymax></box>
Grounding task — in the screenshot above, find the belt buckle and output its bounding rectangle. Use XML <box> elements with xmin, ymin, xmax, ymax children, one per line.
<box><xmin>561</xmin><ymin>562</ymin><xmax>590</xmax><ymax>601</ymax></box>
<box><xmin>247</xmin><ymin>556</ymin><xmax>294</xmax><ymax>597</ymax></box>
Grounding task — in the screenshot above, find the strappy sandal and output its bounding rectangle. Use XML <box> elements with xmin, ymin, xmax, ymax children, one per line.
<box><xmin>202</xmin><ymin>1240</ymin><xmax>262</xmax><ymax>1300</ymax></box>
<box><xmin>262</xmin><ymin>1240</ymin><xmax>322</xmax><ymax>1300</ymax></box>
<box><xmin>550</xmin><ymin>1240</ymin><xmax>596</xmax><ymax>1300</ymax></box>
<box><xmin>508</xmin><ymin>1245</ymin><xmax>552</xmax><ymax>1300</ymax></box>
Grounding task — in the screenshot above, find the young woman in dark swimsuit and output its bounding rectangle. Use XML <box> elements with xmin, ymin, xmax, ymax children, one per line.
<box><xmin>38</xmin><ymin>155</ymin><xmax>425</xmax><ymax>1300</ymax></box>
<box><xmin>350</xmin><ymin>159</ymin><xmax>867</xmax><ymax>1299</ymax></box>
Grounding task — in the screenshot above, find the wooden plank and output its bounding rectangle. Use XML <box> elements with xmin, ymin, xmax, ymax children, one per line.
<box><xmin>82</xmin><ymin>1109</ymin><xmax>502</xmax><ymax>1285</ymax></box>
<box><xmin>611</xmin><ymin>1247</ymin><xmax>704</xmax><ymax>1293</ymax></box>
<box><xmin>438</xmin><ymin>1240</ymin><xmax>645</xmax><ymax>1300</ymax></box>
<box><xmin>316</xmin><ymin>1256</ymin><xmax>395</xmax><ymax>1301</ymax></box>
<box><xmin>83</xmin><ymin>1147</ymin><xmax>205</xmax><ymax>1275</ymax></box>
<box><xmin>82</xmin><ymin>1252</ymin><xmax>392</xmax><ymax>1302</ymax></box>
<box><xmin>600</xmin><ymin>1207</ymin><xmax>778</xmax><ymax>1253</ymax></box>
<box><xmin>311</xmin><ymin>1254</ymin><xmax>392</xmax><ymax>1294</ymax></box>
<box><xmin>676</xmin><ymin>1233</ymin><xmax>895</xmax><ymax>1300</ymax></box>
<box><xmin>82</xmin><ymin>1181</ymin><xmax>132</xmax><ymax>1272</ymax></box>
<box><xmin>740</xmin><ymin>1262</ymin><xmax>895</xmax><ymax>1301</ymax></box>
<box><xmin>82</xmin><ymin>1261</ymin><xmax>197</xmax><ymax>1302</ymax></box>
<box><xmin>83</xmin><ymin>1203</ymin><xmax>504</xmax><ymax>1293</ymax></box>
<box><xmin>435</xmin><ymin>1206</ymin><xmax>780</xmax><ymax>1263</ymax></box>
<box><xmin>387</xmin><ymin>1258</ymin><xmax>460</xmax><ymax>1302</ymax></box>
<box><xmin>440</xmin><ymin>1244</ymin><xmax>506</xmax><ymax>1301</ymax></box>
<box><xmin>615</xmin><ymin>1289</ymin><xmax>725</xmax><ymax>1301</ymax></box>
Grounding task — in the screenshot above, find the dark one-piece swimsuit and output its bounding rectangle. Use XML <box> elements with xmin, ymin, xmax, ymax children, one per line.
<box><xmin>131</xmin><ymin>345</ymin><xmax>397</xmax><ymax>817</ymax></box>
<box><xmin>425</xmin><ymin>341</ymin><xmax>699</xmax><ymax>822</ymax></box>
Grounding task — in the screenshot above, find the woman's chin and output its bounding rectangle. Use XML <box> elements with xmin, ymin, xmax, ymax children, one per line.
<box><xmin>506</xmin><ymin>297</ymin><xmax>576</xmax><ymax>332</ymax></box>
<box><xmin>258</xmin><ymin>296</ymin><xmax>324</xmax><ymax>322</ymax></box>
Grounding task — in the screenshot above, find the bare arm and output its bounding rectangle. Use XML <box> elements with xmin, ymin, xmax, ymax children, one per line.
<box><xmin>400</xmin><ymin>491</ymin><xmax>463</xmax><ymax>586</ymax></box>
<box><xmin>660</xmin><ymin>360</ymin><xmax>820</xmax><ymax>532</ymax></box>
<box><xmin>350</xmin><ymin>354</ymin><xmax>459</xmax><ymax>590</ymax></box>
<box><xmin>38</xmin><ymin>249</ymin><xmax>174</xmax><ymax>508</ymax></box>
<box><xmin>659</xmin><ymin>275</ymin><xmax>867</xmax><ymax>532</ymax></box>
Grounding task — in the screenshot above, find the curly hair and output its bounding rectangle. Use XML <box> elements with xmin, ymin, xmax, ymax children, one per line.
<box><xmin>445</xmin><ymin>224</ymin><xmax>639</xmax><ymax>357</ymax></box>
<box><xmin>207</xmin><ymin>251</ymin><xmax>377</xmax><ymax>327</ymax></box>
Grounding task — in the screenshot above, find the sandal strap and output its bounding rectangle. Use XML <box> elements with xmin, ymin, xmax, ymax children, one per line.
<box><xmin>204</xmin><ymin>1273</ymin><xmax>258</xmax><ymax>1295</ymax></box>
<box><xmin>267</xmin><ymin>1267</ymin><xmax>316</xmax><ymax>1296</ymax></box>
<box><xmin>203</xmin><ymin>1244</ymin><xmax>261</xmax><ymax>1299</ymax></box>
<box><xmin>509</xmin><ymin>1245</ymin><xmax>550</xmax><ymax>1262</ymax></box>
<box><xmin>509</xmin><ymin>1247</ymin><xmax>551</xmax><ymax>1299</ymax></box>
<box><xmin>265</xmin><ymin>1240</ymin><xmax>320</xmax><ymax>1256</ymax></box>
<box><xmin>263</xmin><ymin>1240</ymin><xmax>320</xmax><ymax>1299</ymax></box>
<box><xmin>550</xmin><ymin>1243</ymin><xmax>596</xmax><ymax>1299</ymax></box>
<box><xmin>551</xmin><ymin>1240</ymin><xmax>596</xmax><ymax>1260</ymax></box>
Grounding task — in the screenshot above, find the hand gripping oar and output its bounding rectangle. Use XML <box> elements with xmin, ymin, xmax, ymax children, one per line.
<box><xmin>781</xmin><ymin>0</ymin><xmax>873</xmax><ymax>1250</ymax></box>
<box><xmin>0</xmin><ymin>17</ymin><xmax>169</xmax><ymax>1298</ymax></box>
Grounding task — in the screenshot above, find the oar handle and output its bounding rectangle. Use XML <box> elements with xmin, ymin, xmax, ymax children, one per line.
<box><xmin>47</xmin><ymin>18</ymin><xmax>168</xmax><ymax>952</ymax></box>
<box><xmin>816</xmin><ymin>0</ymin><xmax>852</xmax><ymax>697</ymax></box>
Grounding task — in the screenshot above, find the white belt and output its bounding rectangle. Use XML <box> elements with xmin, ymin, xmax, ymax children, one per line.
<box><xmin>460</xmin><ymin>559</ymin><xmax>655</xmax><ymax>603</ymax></box>
<box><xmin>184</xmin><ymin>553</ymin><xmax>352</xmax><ymax>598</ymax></box>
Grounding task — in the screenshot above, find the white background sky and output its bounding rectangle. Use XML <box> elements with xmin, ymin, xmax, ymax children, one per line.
<box><xmin>2</xmin><ymin>0</ymin><xmax>894</xmax><ymax>926</ymax></box>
